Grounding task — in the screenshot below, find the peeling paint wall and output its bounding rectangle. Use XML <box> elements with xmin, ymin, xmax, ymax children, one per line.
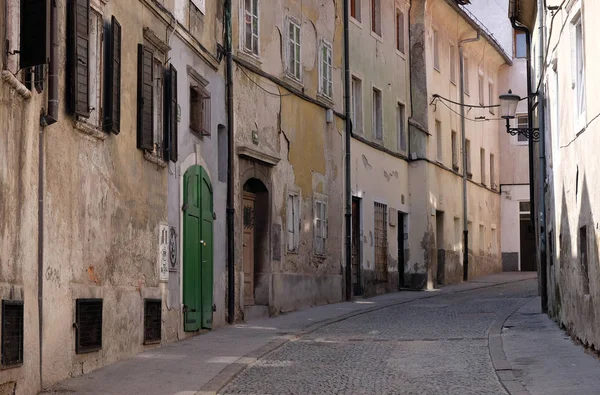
<box><xmin>231</xmin><ymin>0</ymin><xmax>344</xmax><ymax>318</ymax></box>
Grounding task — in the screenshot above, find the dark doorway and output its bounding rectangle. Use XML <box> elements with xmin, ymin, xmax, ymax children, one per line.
<box><xmin>398</xmin><ymin>212</ymin><xmax>406</xmax><ymax>289</ymax></box>
<box><xmin>351</xmin><ymin>198</ymin><xmax>362</xmax><ymax>296</ymax></box>
<box><xmin>519</xmin><ymin>201</ymin><xmax>536</xmax><ymax>271</ymax></box>
<box><xmin>436</xmin><ymin>211</ymin><xmax>445</xmax><ymax>285</ymax></box>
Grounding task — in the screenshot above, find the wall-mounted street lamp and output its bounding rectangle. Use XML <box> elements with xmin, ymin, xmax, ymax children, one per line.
<box><xmin>499</xmin><ymin>90</ymin><xmax>540</xmax><ymax>142</ymax></box>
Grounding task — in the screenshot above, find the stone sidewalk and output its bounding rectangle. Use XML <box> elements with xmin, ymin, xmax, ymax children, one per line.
<box><xmin>502</xmin><ymin>297</ymin><xmax>600</xmax><ymax>395</ymax></box>
<box><xmin>44</xmin><ymin>272</ymin><xmax>535</xmax><ymax>395</ymax></box>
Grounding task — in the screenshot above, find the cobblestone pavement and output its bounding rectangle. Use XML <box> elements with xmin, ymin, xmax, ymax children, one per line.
<box><xmin>220</xmin><ymin>279</ymin><xmax>538</xmax><ymax>395</ymax></box>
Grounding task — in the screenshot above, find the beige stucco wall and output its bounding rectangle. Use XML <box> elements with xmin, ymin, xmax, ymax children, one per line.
<box><xmin>231</xmin><ymin>0</ymin><xmax>345</xmax><ymax>317</ymax></box>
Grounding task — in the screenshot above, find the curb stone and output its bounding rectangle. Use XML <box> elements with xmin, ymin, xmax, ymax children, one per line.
<box><xmin>197</xmin><ymin>276</ymin><xmax>536</xmax><ymax>395</ymax></box>
<box><xmin>488</xmin><ymin>296</ymin><xmax>535</xmax><ymax>395</ymax></box>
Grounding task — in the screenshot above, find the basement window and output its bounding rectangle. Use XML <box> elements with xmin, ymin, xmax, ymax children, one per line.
<box><xmin>75</xmin><ymin>299</ymin><xmax>103</xmax><ymax>354</ymax></box>
<box><xmin>1</xmin><ymin>301</ymin><xmax>24</xmax><ymax>368</ymax></box>
<box><xmin>144</xmin><ymin>299</ymin><xmax>162</xmax><ymax>344</ymax></box>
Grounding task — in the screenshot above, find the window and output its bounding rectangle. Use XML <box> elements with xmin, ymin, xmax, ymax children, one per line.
<box><xmin>88</xmin><ymin>9</ymin><xmax>103</xmax><ymax>127</ymax></box>
<box><xmin>314</xmin><ymin>200</ymin><xmax>328</xmax><ymax>255</ymax></box>
<box><xmin>490</xmin><ymin>154</ymin><xmax>495</xmax><ymax>188</ymax></box>
<box><xmin>580</xmin><ymin>225</ymin><xmax>590</xmax><ymax>294</ymax></box>
<box><xmin>374</xmin><ymin>202</ymin><xmax>388</xmax><ymax>281</ymax></box>
<box><xmin>467</xmin><ymin>221</ymin><xmax>473</xmax><ymax>251</ymax></box>
<box><xmin>1</xmin><ymin>300</ymin><xmax>23</xmax><ymax>367</ymax></box>
<box><xmin>514</xmin><ymin>31</ymin><xmax>526</xmax><ymax>58</ymax></box>
<box><xmin>572</xmin><ymin>14</ymin><xmax>586</xmax><ymax>127</ymax></box>
<box><xmin>449</xmin><ymin>44</ymin><xmax>456</xmax><ymax>84</ymax></box>
<box><xmin>373</xmin><ymin>88</ymin><xmax>383</xmax><ymax>140</ymax></box>
<box><xmin>244</xmin><ymin>0</ymin><xmax>259</xmax><ymax>56</ymax></box>
<box><xmin>478</xmin><ymin>74</ymin><xmax>484</xmax><ymax>105</ymax></box>
<box><xmin>454</xmin><ymin>217</ymin><xmax>461</xmax><ymax>251</ymax></box>
<box><xmin>517</xmin><ymin>115</ymin><xmax>528</xmax><ymax>142</ymax></box>
<box><xmin>68</xmin><ymin>0</ymin><xmax>91</xmax><ymax>118</ymax></box>
<box><xmin>351</xmin><ymin>0</ymin><xmax>361</xmax><ymax>22</ymax></box>
<box><xmin>396</xmin><ymin>9</ymin><xmax>405</xmax><ymax>54</ymax></box>
<box><xmin>463</xmin><ymin>56</ymin><xmax>470</xmax><ymax>95</ymax></box>
<box><xmin>153</xmin><ymin>58</ymin><xmax>164</xmax><ymax>148</ymax></box>
<box><xmin>480</xmin><ymin>148</ymin><xmax>486</xmax><ymax>185</ymax></box>
<box><xmin>465</xmin><ymin>139</ymin><xmax>471</xmax><ymax>177</ymax></box>
<box><xmin>104</xmin><ymin>16</ymin><xmax>122</xmax><ymax>134</ymax></box>
<box><xmin>352</xmin><ymin>77</ymin><xmax>363</xmax><ymax>133</ymax></box>
<box><xmin>144</xmin><ymin>299</ymin><xmax>161</xmax><ymax>344</ymax></box>
<box><xmin>435</xmin><ymin>120</ymin><xmax>442</xmax><ymax>162</ymax></box>
<box><xmin>190</xmin><ymin>84</ymin><xmax>211</xmax><ymax>137</ymax></box>
<box><xmin>75</xmin><ymin>299</ymin><xmax>103</xmax><ymax>354</ymax></box>
<box><xmin>371</xmin><ymin>0</ymin><xmax>381</xmax><ymax>36</ymax></box>
<box><xmin>479</xmin><ymin>225</ymin><xmax>485</xmax><ymax>253</ymax></box>
<box><xmin>397</xmin><ymin>103</ymin><xmax>406</xmax><ymax>152</ymax></box>
<box><xmin>491</xmin><ymin>228</ymin><xmax>497</xmax><ymax>256</ymax></box>
<box><xmin>319</xmin><ymin>40</ymin><xmax>333</xmax><ymax>98</ymax></box>
<box><xmin>488</xmin><ymin>81</ymin><xmax>494</xmax><ymax>114</ymax></box>
<box><xmin>433</xmin><ymin>29</ymin><xmax>440</xmax><ymax>70</ymax></box>
<box><xmin>451</xmin><ymin>130</ymin><xmax>458</xmax><ymax>170</ymax></box>
<box><xmin>287</xmin><ymin>18</ymin><xmax>301</xmax><ymax>81</ymax></box>
<box><xmin>18</xmin><ymin>0</ymin><xmax>49</xmax><ymax>70</ymax></box>
<box><xmin>287</xmin><ymin>194</ymin><xmax>300</xmax><ymax>252</ymax></box>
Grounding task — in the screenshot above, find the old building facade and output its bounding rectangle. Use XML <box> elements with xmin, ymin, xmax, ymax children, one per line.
<box><xmin>408</xmin><ymin>0</ymin><xmax>509</xmax><ymax>287</ymax></box>
<box><xmin>349</xmin><ymin>0</ymin><xmax>411</xmax><ymax>296</ymax></box>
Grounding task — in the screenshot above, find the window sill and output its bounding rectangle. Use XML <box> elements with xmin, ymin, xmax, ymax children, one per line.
<box><xmin>434</xmin><ymin>66</ymin><xmax>441</xmax><ymax>73</ymax></box>
<box><xmin>1</xmin><ymin>70</ymin><xmax>32</xmax><ymax>100</ymax></box>
<box><xmin>450</xmin><ymin>79</ymin><xmax>457</xmax><ymax>86</ymax></box>
<box><xmin>464</xmin><ymin>91</ymin><xmax>470</xmax><ymax>97</ymax></box>
<box><xmin>74</xmin><ymin>120</ymin><xmax>107</xmax><ymax>141</ymax></box>
<box><xmin>237</xmin><ymin>50</ymin><xmax>262</xmax><ymax>68</ymax></box>
<box><xmin>396</xmin><ymin>49</ymin><xmax>406</xmax><ymax>60</ymax></box>
<box><xmin>452</xmin><ymin>165</ymin><xmax>459</xmax><ymax>172</ymax></box>
<box><xmin>370</xmin><ymin>31</ymin><xmax>383</xmax><ymax>43</ymax></box>
<box><xmin>467</xmin><ymin>172</ymin><xmax>473</xmax><ymax>180</ymax></box>
<box><xmin>284</xmin><ymin>74</ymin><xmax>304</xmax><ymax>92</ymax></box>
<box><xmin>143</xmin><ymin>151</ymin><xmax>167</xmax><ymax>168</ymax></box>
<box><xmin>350</xmin><ymin>16</ymin><xmax>362</xmax><ymax>28</ymax></box>
<box><xmin>316</xmin><ymin>92</ymin><xmax>334</xmax><ymax>108</ymax></box>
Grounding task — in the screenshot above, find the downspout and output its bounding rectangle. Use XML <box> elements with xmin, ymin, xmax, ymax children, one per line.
<box><xmin>38</xmin><ymin>0</ymin><xmax>58</xmax><ymax>388</ymax></box>
<box><xmin>225</xmin><ymin>0</ymin><xmax>235</xmax><ymax>323</ymax></box>
<box><xmin>343</xmin><ymin>0</ymin><xmax>352</xmax><ymax>301</ymax></box>
<box><xmin>510</xmin><ymin>18</ymin><xmax>536</xmax><ymax>284</ymax></box>
<box><xmin>459</xmin><ymin>31</ymin><xmax>480</xmax><ymax>282</ymax></box>
<box><xmin>537</xmin><ymin>0</ymin><xmax>548</xmax><ymax>313</ymax></box>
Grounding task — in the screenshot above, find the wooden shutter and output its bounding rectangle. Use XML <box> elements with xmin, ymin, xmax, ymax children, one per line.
<box><xmin>20</xmin><ymin>0</ymin><xmax>49</xmax><ymax>69</ymax></box>
<box><xmin>137</xmin><ymin>44</ymin><xmax>154</xmax><ymax>150</ymax></box>
<box><xmin>201</xmin><ymin>91</ymin><xmax>211</xmax><ymax>136</ymax></box>
<box><xmin>169</xmin><ymin>65</ymin><xmax>178</xmax><ymax>162</ymax></box>
<box><xmin>69</xmin><ymin>0</ymin><xmax>90</xmax><ymax>117</ymax></box>
<box><xmin>104</xmin><ymin>17</ymin><xmax>121</xmax><ymax>134</ymax></box>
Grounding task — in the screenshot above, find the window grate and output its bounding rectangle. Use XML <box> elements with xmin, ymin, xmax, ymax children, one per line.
<box><xmin>144</xmin><ymin>299</ymin><xmax>162</xmax><ymax>344</ymax></box>
<box><xmin>76</xmin><ymin>299</ymin><xmax>103</xmax><ymax>354</ymax></box>
<box><xmin>2</xmin><ymin>300</ymin><xmax>24</xmax><ymax>367</ymax></box>
<box><xmin>374</xmin><ymin>202</ymin><xmax>388</xmax><ymax>282</ymax></box>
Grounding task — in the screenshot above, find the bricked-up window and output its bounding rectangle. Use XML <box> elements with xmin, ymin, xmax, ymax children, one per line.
<box><xmin>490</xmin><ymin>153</ymin><xmax>495</xmax><ymax>188</ymax></box>
<box><xmin>488</xmin><ymin>81</ymin><xmax>494</xmax><ymax>114</ymax></box>
<box><xmin>433</xmin><ymin>29</ymin><xmax>440</xmax><ymax>70</ymax></box>
<box><xmin>314</xmin><ymin>200</ymin><xmax>328</xmax><ymax>255</ymax></box>
<box><xmin>373</xmin><ymin>88</ymin><xmax>382</xmax><ymax>140</ymax></box>
<box><xmin>75</xmin><ymin>299</ymin><xmax>102</xmax><ymax>354</ymax></box>
<box><xmin>104</xmin><ymin>16</ymin><xmax>122</xmax><ymax>134</ymax></box>
<box><xmin>436</xmin><ymin>120</ymin><xmax>442</xmax><ymax>162</ymax></box>
<box><xmin>144</xmin><ymin>299</ymin><xmax>161</xmax><ymax>344</ymax></box>
<box><xmin>463</xmin><ymin>55</ymin><xmax>470</xmax><ymax>95</ymax></box>
<box><xmin>190</xmin><ymin>84</ymin><xmax>211</xmax><ymax>137</ymax></box>
<box><xmin>319</xmin><ymin>40</ymin><xmax>333</xmax><ymax>98</ymax></box>
<box><xmin>352</xmin><ymin>76</ymin><xmax>363</xmax><ymax>133</ymax></box>
<box><xmin>287</xmin><ymin>18</ymin><xmax>301</xmax><ymax>81</ymax></box>
<box><xmin>396</xmin><ymin>9</ymin><xmax>404</xmax><ymax>54</ymax></box>
<box><xmin>68</xmin><ymin>0</ymin><xmax>90</xmax><ymax>118</ymax></box>
<box><xmin>450</xmin><ymin>44</ymin><xmax>456</xmax><ymax>84</ymax></box>
<box><xmin>580</xmin><ymin>226</ymin><xmax>590</xmax><ymax>295</ymax></box>
<box><xmin>397</xmin><ymin>102</ymin><xmax>406</xmax><ymax>152</ymax></box>
<box><xmin>465</xmin><ymin>139</ymin><xmax>472</xmax><ymax>177</ymax></box>
<box><xmin>480</xmin><ymin>148</ymin><xmax>486</xmax><ymax>185</ymax></box>
<box><xmin>1</xmin><ymin>301</ymin><xmax>24</xmax><ymax>367</ymax></box>
<box><xmin>371</xmin><ymin>0</ymin><xmax>381</xmax><ymax>36</ymax></box>
<box><xmin>374</xmin><ymin>202</ymin><xmax>388</xmax><ymax>282</ymax></box>
<box><xmin>244</xmin><ymin>0</ymin><xmax>259</xmax><ymax>56</ymax></box>
<box><xmin>20</xmin><ymin>0</ymin><xmax>49</xmax><ymax>70</ymax></box>
<box><xmin>350</xmin><ymin>0</ymin><xmax>361</xmax><ymax>21</ymax></box>
<box><xmin>287</xmin><ymin>194</ymin><xmax>300</xmax><ymax>252</ymax></box>
<box><xmin>478</xmin><ymin>74</ymin><xmax>484</xmax><ymax>106</ymax></box>
<box><xmin>451</xmin><ymin>130</ymin><xmax>458</xmax><ymax>170</ymax></box>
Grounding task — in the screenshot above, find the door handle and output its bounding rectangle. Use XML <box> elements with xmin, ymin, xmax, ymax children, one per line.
<box><xmin>200</xmin><ymin>240</ymin><xmax>207</xmax><ymax>246</ymax></box>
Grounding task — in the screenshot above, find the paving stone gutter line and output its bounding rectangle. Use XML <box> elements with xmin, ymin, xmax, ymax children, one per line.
<box><xmin>196</xmin><ymin>276</ymin><xmax>535</xmax><ymax>395</ymax></box>
<box><xmin>488</xmin><ymin>297</ymin><xmax>535</xmax><ymax>395</ymax></box>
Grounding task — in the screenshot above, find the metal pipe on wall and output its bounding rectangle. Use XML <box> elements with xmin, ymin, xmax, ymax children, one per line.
<box><xmin>225</xmin><ymin>0</ymin><xmax>235</xmax><ymax>324</ymax></box>
<box><xmin>343</xmin><ymin>0</ymin><xmax>352</xmax><ymax>301</ymax></box>
<box><xmin>459</xmin><ymin>32</ymin><xmax>480</xmax><ymax>282</ymax></box>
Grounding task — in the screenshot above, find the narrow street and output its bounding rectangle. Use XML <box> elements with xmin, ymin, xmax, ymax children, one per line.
<box><xmin>47</xmin><ymin>273</ymin><xmax>600</xmax><ymax>395</ymax></box>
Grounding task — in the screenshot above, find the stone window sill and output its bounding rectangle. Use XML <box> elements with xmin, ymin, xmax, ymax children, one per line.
<box><xmin>143</xmin><ymin>151</ymin><xmax>167</xmax><ymax>168</ymax></box>
<box><xmin>317</xmin><ymin>92</ymin><xmax>335</xmax><ymax>108</ymax></box>
<box><xmin>74</xmin><ymin>120</ymin><xmax>107</xmax><ymax>141</ymax></box>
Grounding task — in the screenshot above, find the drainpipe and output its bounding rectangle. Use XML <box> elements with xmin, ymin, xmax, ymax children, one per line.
<box><xmin>225</xmin><ymin>0</ymin><xmax>235</xmax><ymax>324</ymax></box>
<box><xmin>343</xmin><ymin>0</ymin><xmax>352</xmax><ymax>301</ymax></box>
<box><xmin>459</xmin><ymin>31</ymin><xmax>480</xmax><ymax>282</ymax></box>
<box><xmin>537</xmin><ymin>0</ymin><xmax>548</xmax><ymax>313</ymax></box>
<box><xmin>510</xmin><ymin>18</ymin><xmax>537</xmax><ymax>289</ymax></box>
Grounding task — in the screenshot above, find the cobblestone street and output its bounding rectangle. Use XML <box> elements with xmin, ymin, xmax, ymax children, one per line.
<box><xmin>221</xmin><ymin>280</ymin><xmax>537</xmax><ymax>395</ymax></box>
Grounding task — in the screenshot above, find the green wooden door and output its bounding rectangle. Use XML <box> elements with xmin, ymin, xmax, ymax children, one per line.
<box><xmin>200</xmin><ymin>169</ymin><xmax>214</xmax><ymax>329</ymax></box>
<box><xmin>183</xmin><ymin>166</ymin><xmax>202</xmax><ymax>331</ymax></box>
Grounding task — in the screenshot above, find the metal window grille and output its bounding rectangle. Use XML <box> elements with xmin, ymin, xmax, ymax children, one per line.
<box><xmin>374</xmin><ymin>202</ymin><xmax>388</xmax><ymax>282</ymax></box>
<box><xmin>75</xmin><ymin>299</ymin><xmax>103</xmax><ymax>354</ymax></box>
<box><xmin>144</xmin><ymin>299</ymin><xmax>162</xmax><ymax>344</ymax></box>
<box><xmin>1</xmin><ymin>300</ymin><xmax>24</xmax><ymax>367</ymax></box>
